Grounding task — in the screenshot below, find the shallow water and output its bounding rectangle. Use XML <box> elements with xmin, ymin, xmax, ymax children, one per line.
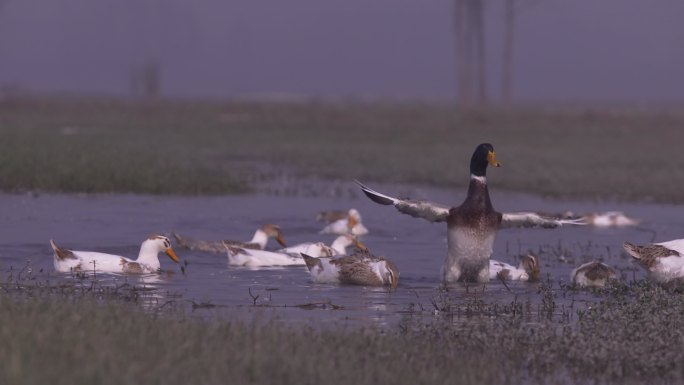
<box><xmin>1</xmin><ymin>183</ymin><xmax>682</xmax><ymax>326</ymax></box>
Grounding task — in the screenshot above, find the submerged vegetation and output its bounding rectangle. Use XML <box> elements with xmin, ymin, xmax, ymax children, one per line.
<box><xmin>2</xmin><ymin>270</ymin><xmax>684</xmax><ymax>385</ymax></box>
<box><xmin>0</xmin><ymin>97</ymin><xmax>683</xmax><ymax>201</ymax></box>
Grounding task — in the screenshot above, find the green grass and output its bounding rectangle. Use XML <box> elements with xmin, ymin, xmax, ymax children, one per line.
<box><xmin>1</xmin><ymin>97</ymin><xmax>684</xmax><ymax>201</ymax></box>
<box><xmin>2</xmin><ymin>277</ymin><xmax>684</xmax><ymax>385</ymax></box>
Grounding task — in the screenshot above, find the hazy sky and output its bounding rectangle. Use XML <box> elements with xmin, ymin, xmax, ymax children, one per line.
<box><xmin>0</xmin><ymin>0</ymin><xmax>682</xmax><ymax>103</ymax></box>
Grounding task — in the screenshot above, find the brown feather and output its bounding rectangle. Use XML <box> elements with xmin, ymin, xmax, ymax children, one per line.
<box><xmin>50</xmin><ymin>240</ymin><xmax>77</xmax><ymax>261</ymax></box>
<box><xmin>624</xmin><ymin>242</ymin><xmax>679</xmax><ymax>270</ymax></box>
<box><xmin>120</xmin><ymin>259</ymin><xmax>145</xmax><ymax>274</ymax></box>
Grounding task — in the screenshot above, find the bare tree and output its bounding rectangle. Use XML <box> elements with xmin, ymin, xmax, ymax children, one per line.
<box><xmin>501</xmin><ymin>0</ymin><xmax>515</xmax><ymax>104</ymax></box>
<box><xmin>130</xmin><ymin>58</ymin><xmax>161</xmax><ymax>101</ymax></box>
<box><xmin>454</xmin><ymin>0</ymin><xmax>487</xmax><ymax>107</ymax></box>
<box><xmin>454</xmin><ymin>0</ymin><xmax>471</xmax><ymax>106</ymax></box>
<box><xmin>501</xmin><ymin>0</ymin><xmax>542</xmax><ymax>104</ymax></box>
<box><xmin>471</xmin><ymin>0</ymin><xmax>487</xmax><ymax>104</ymax></box>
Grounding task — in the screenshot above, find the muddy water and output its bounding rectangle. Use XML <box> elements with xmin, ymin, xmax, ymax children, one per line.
<box><xmin>1</xmin><ymin>183</ymin><xmax>683</xmax><ymax>326</ymax></box>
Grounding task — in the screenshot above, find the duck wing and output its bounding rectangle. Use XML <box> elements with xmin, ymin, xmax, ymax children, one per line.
<box><xmin>355</xmin><ymin>180</ymin><xmax>450</xmax><ymax>223</ymax></box>
<box><xmin>500</xmin><ymin>212</ymin><xmax>587</xmax><ymax>229</ymax></box>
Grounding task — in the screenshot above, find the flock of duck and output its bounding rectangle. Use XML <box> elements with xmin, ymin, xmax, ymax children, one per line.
<box><xmin>49</xmin><ymin>143</ymin><xmax>684</xmax><ymax>290</ymax></box>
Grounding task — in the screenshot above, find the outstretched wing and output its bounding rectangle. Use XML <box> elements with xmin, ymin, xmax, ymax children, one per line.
<box><xmin>500</xmin><ymin>212</ymin><xmax>587</xmax><ymax>229</ymax></box>
<box><xmin>355</xmin><ymin>180</ymin><xmax>450</xmax><ymax>223</ymax></box>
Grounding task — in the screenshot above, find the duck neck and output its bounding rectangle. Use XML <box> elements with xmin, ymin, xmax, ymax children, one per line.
<box><xmin>136</xmin><ymin>241</ymin><xmax>161</xmax><ymax>270</ymax></box>
<box><xmin>465</xmin><ymin>174</ymin><xmax>494</xmax><ymax>210</ymax></box>
<box><xmin>330</xmin><ymin>236</ymin><xmax>351</xmax><ymax>255</ymax></box>
<box><xmin>249</xmin><ymin>229</ymin><xmax>269</xmax><ymax>249</ymax></box>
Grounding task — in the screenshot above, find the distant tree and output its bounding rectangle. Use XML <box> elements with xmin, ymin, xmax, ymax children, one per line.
<box><xmin>501</xmin><ymin>0</ymin><xmax>515</xmax><ymax>104</ymax></box>
<box><xmin>454</xmin><ymin>0</ymin><xmax>487</xmax><ymax>107</ymax></box>
<box><xmin>501</xmin><ymin>0</ymin><xmax>541</xmax><ymax>104</ymax></box>
<box><xmin>454</xmin><ymin>0</ymin><xmax>470</xmax><ymax>106</ymax></box>
<box><xmin>129</xmin><ymin>58</ymin><xmax>161</xmax><ymax>101</ymax></box>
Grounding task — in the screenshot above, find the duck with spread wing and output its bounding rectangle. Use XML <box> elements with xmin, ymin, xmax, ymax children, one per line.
<box><xmin>356</xmin><ymin>143</ymin><xmax>584</xmax><ymax>283</ymax></box>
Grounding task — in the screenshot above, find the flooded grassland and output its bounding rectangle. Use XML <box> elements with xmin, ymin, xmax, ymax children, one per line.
<box><xmin>2</xmin><ymin>186</ymin><xmax>684</xmax><ymax>384</ymax></box>
<box><xmin>2</xmin><ymin>98</ymin><xmax>684</xmax><ymax>384</ymax></box>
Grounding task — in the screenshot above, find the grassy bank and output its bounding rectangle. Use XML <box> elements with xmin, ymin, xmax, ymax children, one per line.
<box><xmin>1</xmin><ymin>97</ymin><xmax>683</xmax><ymax>201</ymax></box>
<box><xmin>1</xmin><ymin>278</ymin><xmax>683</xmax><ymax>385</ymax></box>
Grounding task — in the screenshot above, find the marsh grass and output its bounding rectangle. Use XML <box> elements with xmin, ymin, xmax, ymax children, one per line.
<box><xmin>2</xmin><ymin>270</ymin><xmax>684</xmax><ymax>385</ymax></box>
<box><xmin>1</xmin><ymin>97</ymin><xmax>683</xmax><ymax>201</ymax></box>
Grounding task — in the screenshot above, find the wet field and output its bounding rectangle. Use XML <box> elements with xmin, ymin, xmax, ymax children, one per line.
<box><xmin>2</xmin><ymin>181</ymin><xmax>681</xmax><ymax>326</ymax></box>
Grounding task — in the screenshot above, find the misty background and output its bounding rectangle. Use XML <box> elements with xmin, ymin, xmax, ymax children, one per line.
<box><xmin>0</xmin><ymin>0</ymin><xmax>682</xmax><ymax>104</ymax></box>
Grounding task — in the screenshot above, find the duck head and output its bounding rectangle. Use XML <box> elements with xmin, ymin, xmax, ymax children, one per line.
<box><xmin>470</xmin><ymin>143</ymin><xmax>501</xmax><ymax>177</ymax></box>
<box><xmin>331</xmin><ymin>234</ymin><xmax>367</xmax><ymax>254</ymax></box>
<box><xmin>520</xmin><ymin>253</ymin><xmax>540</xmax><ymax>282</ymax></box>
<box><xmin>385</xmin><ymin>260</ymin><xmax>400</xmax><ymax>289</ymax></box>
<box><xmin>140</xmin><ymin>235</ymin><xmax>180</xmax><ymax>265</ymax></box>
<box><xmin>261</xmin><ymin>224</ymin><xmax>287</xmax><ymax>247</ymax></box>
<box><xmin>346</xmin><ymin>209</ymin><xmax>362</xmax><ymax>231</ymax></box>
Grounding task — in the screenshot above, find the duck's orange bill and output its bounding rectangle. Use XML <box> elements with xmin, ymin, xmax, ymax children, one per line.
<box><xmin>165</xmin><ymin>248</ymin><xmax>180</xmax><ymax>263</ymax></box>
<box><xmin>355</xmin><ymin>240</ymin><xmax>369</xmax><ymax>253</ymax></box>
<box><xmin>487</xmin><ymin>151</ymin><xmax>501</xmax><ymax>167</ymax></box>
<box><xmin>347</xmin><ymin>215</ymin><xmax>358</xmax><ymax>230</ymax></box>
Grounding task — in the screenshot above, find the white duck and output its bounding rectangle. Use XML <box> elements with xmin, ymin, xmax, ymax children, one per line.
<box><xmin>570</xmin><ymin>261</ymin><xmax>618</xmax><ymax>287</ymax></box>
<box><xmin>319</xmin><ymin>208</ymin><xmax>369</xmax><ymax>236</ymax></box>
<box><xmin>489</xmin><ymin>253</ymin><xmax>540</xmax><ymax>282</ymax></box>
<box><xmin>301</xmin><ymin>251</ymin><xmax>399</xmax><ymax>289</ymax></box>
<box><xmin>225</xmin><ymin>242</ymin><xmax>335</xmax><ymax>267</ymax></box>
<box><xmin>624</xmin><ymin>239</ymin><xmax>684</xmax><ymax>283</ymax></box>
<box><xmin>583</xmin><ymin>211</ymin><xmax>639</xmax><ymax>227</ymax></box>
<box><xmin>50</xmin><ymin>235</ymin><xmax>180</xmax><ymax>274</ymax></box>
<box><xmin>278</xmin><ymin>234</ymin><xmax>365</xmax><ymax>256</ymax></box>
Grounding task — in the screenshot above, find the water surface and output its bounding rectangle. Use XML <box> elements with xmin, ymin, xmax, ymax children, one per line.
<box><xmin>1</xmin><ymin>184</ymin><xmax>681</xmax><ymax>326</ymax></box>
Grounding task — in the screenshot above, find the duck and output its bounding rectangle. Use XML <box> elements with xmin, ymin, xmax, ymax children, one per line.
<box><xmin>225</xmin><ymin>241</ymin><xmax>335</xmax><ymax>267</ymax></box>
<box><xmin>277</xmin><ymin>234</ymin><xmax>365</xmax><ymax>256</ymax></box>
<box><xmin>316</xmin><ymin>210</ymin><xmax>348</xmax><ymax>223</ymax></box>
<box><xmin>623</xmin><ymin>239</ymin><xmax>684</xmax><ymax>283</ymax></box>
<box><xmin>489</xmin><ymin>253</ymin><xmax>540</xmax><ymax>282</ymax></box>
<box><xmin>582</xmin><ymin>211</ymin><xmax>639</xmax><ymax>227</ymax></box>
<box><xmin>301</xmin><ymin>250</ymin><xmax>399</xmax><ymax>289</ymax></box>
<box><xmin>50</xmin><ymin>235</ymin><xmax>180</xmax><ymax>274</ymax></box>
<box><xmin>356</xmin><ymin>143</ymin><xmax>584</xmax><ymax>283</ymax></box>
<box><xmin>319</xmin><ymin>208</ymin><xmax>369</xmax><ymax>236</ymax></box>
<box><xmin>172</xmin><ymin>224</ymin><xmax>286</xmax><ymax>253</ymax></box>
<box><xmin>570</xmin><ymin>261</ymin><xmax>618</xmax><ymax>287</ymax></box>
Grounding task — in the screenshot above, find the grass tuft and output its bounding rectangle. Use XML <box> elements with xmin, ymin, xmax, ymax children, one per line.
<box><xmin>2</xmin><ymin>272</ymin><xmax>684</xmax><ymax>385</ymax></box>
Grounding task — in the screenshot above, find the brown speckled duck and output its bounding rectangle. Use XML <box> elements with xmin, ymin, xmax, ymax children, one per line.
<box><xmin>624</xmin><ymin>239</ymin><xmax>684</xmax><ymax>283</ymax></box>
<box><xmin>301</xmin><ymin>249</ymin><xmax>399</xmax><ymax>289</ymax></box>
<box><xmin>173</xmin><ymin>224</ymin><xmax>286</xmax><ymax>253</ymax></box>
<box><xmin>571</xmin><ymin>261</ymin><xmax>618</xmax><ymax>287</ymax></box>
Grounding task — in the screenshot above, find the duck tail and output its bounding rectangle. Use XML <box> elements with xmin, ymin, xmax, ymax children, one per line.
<box><xmin>301</xmin><ymin>253</ymin><xmax>321</xmax><ymax>272</ymax></box>
<box><xmin>622</xmin><ymin>242</ymin><xmax>642</xmax><ymax>260</ymax></box>
<box><xmin>223</xmin><ymin>242</ymin><xmax>245</xmax><ymax>256</ymax></box>
<box><xmin>50</xmin><ymin>239</ymin><xmax>76</xmax><ymax>261</ymax></box>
